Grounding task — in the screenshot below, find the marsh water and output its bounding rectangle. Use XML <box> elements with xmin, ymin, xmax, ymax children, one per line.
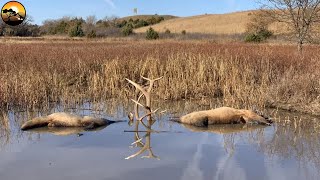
<box><xmin>0</xmin><ymin>101</ymin><xmax>319</xmax><ymax>180</ymax></box>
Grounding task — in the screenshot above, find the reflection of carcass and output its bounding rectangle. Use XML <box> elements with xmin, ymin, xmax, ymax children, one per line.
<box><xmin>25</xmin><ymin>126</ymin><xmax>107</xmax><ymax>136</ymax></box>
<box><xmin>181</xmin><ymin>124</ymin><xmax>267</xmax><ymax>134</ymax></box>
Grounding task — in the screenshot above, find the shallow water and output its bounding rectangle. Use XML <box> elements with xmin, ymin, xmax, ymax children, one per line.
<box><xmin>0</xmin><ymin>101</ymin><xmax>319</xmax><ymax>180</ymax></box>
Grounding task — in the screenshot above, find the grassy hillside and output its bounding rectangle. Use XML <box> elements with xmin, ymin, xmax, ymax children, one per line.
<box><xmin>135</xmin><ymin>11</ymin><xmax>253</xmax><ymax>34</ymax></box>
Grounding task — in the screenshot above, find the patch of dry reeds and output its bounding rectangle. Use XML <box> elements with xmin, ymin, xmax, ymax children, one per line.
<box><xmin>0</xmin><ymin>40</ymin><xmax>319</xmax><ymax>115</ymax></box>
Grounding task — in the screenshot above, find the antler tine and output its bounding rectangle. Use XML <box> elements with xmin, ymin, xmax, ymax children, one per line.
<box><xmin>141</xmin><ymin>76</ymin><xmax>151</xmax><ymax>81</ymax></box>
<box><xmin>153</xmin><ymin>76</ymin><xmax>164</xmax><ymax>81</ymax></box>
<box><xmin>125</xmin><ymin>146</ymin><xmax>148</xmax><ymax>160</ymax></box>
<box><xmin>134</xmin><ymin>93</ymin><xmax>144</xmax><ymax>119</ymax></box>
<box><xmin>141</xmin><ymin>76</ymin><xmax>164</xmax><ymax>92</ymax></box>
<box><xmin>131</xmin><ymin>99</ymin><xmax>146</xmax><ymax>109</ymax></box>
<box><xmin>141</xmin><ymin>150</ymin><xmax>160</xmax><ymax>160</ymax></box>
<box><xmin>138</xmin><ymin>108</ymin><xmax>159</xmax><ymax>121</ymax></box>
<box><xmin>160</xmin><ymin>110</ymin><xmax>167</xmax><ymax>114</ymax></box>
<box><xmin>125</xmin><ymin>78</ymin><xmax>148</xmax><ymax>98</ymax></box>
<box><xmin>141</xmin><ymin>76</ymin><xmax>163</xmax><ymax>82</ymax></box>
<box><xmin>131</xmin><ymin>137</ymin><xmax>144</xmax><ymax>145</ymax></box>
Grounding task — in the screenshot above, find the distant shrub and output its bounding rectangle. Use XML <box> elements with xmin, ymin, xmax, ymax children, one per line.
<box><xmin>116</xmin><ymin>16</ymin><xmax>166</xmax><ymax>29</ymax></box>
<box><xmin>147</xmin><ymin>17</ymin><xmax>157</xmax><ymax>25</ymax></box>
<box><xmin>68</xmin><ymin>23</ymin><xmax>84</xmax><ymax>37</ymax></box>
<box><xmin>245</xmin><ymin>33</ymin><xmax>262</xmax><ymax>42</ymax></box>
<box><xmin>121</xmin><ymin>24</ymin><xmax>133</xmax><ymax>36</ymax></box>
<box><xmin>134</xmin><ymin>19</ymin><xmax>148</xmax><ymax>28</ymax></box>
<box><xmin>245</xmin><ymin>29</ymin><xmax>273</xmax><ymax>43</ymax></box>
<box><xmin>86</xmin><ymin>30</ymin><xmax>96</xmax><ymax>38</ymax></box>
<box><xmin>146</xmin><ymin>27</ymin><xmax>159</xmax><ymax>40</ymax></box>
<box><xmin>156</xmin><ymin>16</ymin><xmax>165</xmax><ymax>23</ymax></box>
<box><xmin>245</xmin><ymin>11</ymin><xmax>273</xmax><ymax>43</ymax></box>
<box><xmin>55</xmin><ymin>21</ymin><xmax>69</xmax><ymax>34</ymax></box>
<box><xmin>117</xmin><ymin>20</ymin><xmax>127</xmax><ymax>28</ymax></box>
<box><xmin>258</xmin><ymin>29</ymin><xmax>273</xmax><ymax>39</ymax></box>
<box><xmin>164</xmin><ymin>29</ymin><xmax>171</xmax><ymax>34</ymax></box>
<box><xmin>181</xmin><ymin>30</ymin><xmax>186</xmax><ymax>35</ymax></box>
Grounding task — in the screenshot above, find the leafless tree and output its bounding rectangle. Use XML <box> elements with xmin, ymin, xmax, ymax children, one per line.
<box><xmin>83</xmin><ymin>15</ymin><xmax>97</xmax><ymax>35</ymax></box>
<box><xmin>259</xmin><ymin>0</ymin><xmax>320</xmax><ymax>51</ymax></box>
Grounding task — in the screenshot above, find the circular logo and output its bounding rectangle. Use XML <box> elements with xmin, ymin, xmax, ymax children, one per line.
<box><xmin>1</xmin><ymin>1</ymin><xmax>26</xmax><ymax>26</ymax></box>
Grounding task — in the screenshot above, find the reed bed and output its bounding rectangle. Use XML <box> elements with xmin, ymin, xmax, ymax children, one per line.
<box><xmin>0</xmin><ymin>111</ymin><xmax>10</xmax><ymax>150</ymax></box>
<box><xmin>0</xmin><ymin>40</ymin><xmax>319</xmax><ymax>115</ymax></box>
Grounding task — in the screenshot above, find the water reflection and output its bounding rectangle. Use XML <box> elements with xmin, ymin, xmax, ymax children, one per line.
<box><xmin>0</xmin><ymin>101</ymin><xmax>319</xmax><ymax>180</ymax></box>
<box><xmin>181</xmin><ymin>124</ymin><xmax>267</xmax><ymax>134</ymax></box>
<box><xmin>126</xmin><ymin>120</ymin><xmax>160</xmax><ymax>160</ymax></box>
<box><xmin>181</xmin><ymin>123</ymin><xmax>268</xmax><ymax>154</ymax></box>
<box><xmin>181</xmin><ymin>133</ymin><xmax>209</xmax><ymax>180</ymax></box>
<box><xmin>258</xmin><ymin>111</ymin><xmax>320</xmax><ymax>168</ymax></box>
<box><xmin>25</xmin><ymin>126</ymin><xmax>107</xmax><ymax>136</ymax></box>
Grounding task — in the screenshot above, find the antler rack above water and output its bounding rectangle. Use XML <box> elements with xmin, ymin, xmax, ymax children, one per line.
<box><xmin>126</xmin><ymin>76</ymin><xmax>163</xmax><ymax>122</ymax></box>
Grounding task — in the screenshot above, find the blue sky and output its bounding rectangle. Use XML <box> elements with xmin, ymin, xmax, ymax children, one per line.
<box><xmin>6</xmin><ymin>0</ymin><xmax>258</xmax><ymax>25</ymax></box>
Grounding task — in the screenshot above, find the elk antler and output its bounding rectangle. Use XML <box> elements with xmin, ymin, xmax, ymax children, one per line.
<box><xmin>126</xmin><ymin>76</ymin><xmax>163</xmax><ymax>110</ymax></box>
<box><xmin>126</xmin><ymin>76</ymin><xmax>163</xmax><ymax>122</ymax></box>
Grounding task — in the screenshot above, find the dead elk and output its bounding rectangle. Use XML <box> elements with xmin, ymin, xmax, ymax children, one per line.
<box><xmin>171</xmin><ymin>107</ymin><xmax>273</xmax><ymax>127</ymax></box>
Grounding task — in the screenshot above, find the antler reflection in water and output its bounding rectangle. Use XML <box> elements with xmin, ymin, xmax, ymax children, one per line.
<box><xmin>125</xmin><ymin>120</ymin><xmax>160</xmax><ymax>160</ymax></box>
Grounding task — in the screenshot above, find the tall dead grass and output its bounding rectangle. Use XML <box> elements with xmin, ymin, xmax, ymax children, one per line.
<box><xmin>0</xmin><ymin>40</ymin><xmax>319</xmax><ymax>114</ymax></box>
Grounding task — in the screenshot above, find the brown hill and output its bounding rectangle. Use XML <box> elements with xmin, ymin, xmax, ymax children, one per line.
<box><xmin>135</xmin><ymin>11</ymin><xmax>254</xmax><ymax>34</ymax></box>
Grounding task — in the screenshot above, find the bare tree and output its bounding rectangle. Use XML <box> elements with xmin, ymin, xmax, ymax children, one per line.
<box><xmin>83</xmin><ymin>15</ymin><xmax>97</xmax><ymax>36</ymax></box>
<box><xmin>259</xmin><ymin>0</ymin><xmax>320</xmax><ymax>51</ymax></box>
<box><xmin>85</xmin><ymin>15</ymin><xmax>97</xmax><ymax>26</ymax></box>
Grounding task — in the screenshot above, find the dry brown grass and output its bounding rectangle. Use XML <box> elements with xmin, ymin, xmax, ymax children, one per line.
<box><xmin>0</xmin><ymin>111</ymin><xmax>10</xmax><ymax>149</ymax></box>
<box><xmin>0</xmin><ymin>39</ymin><xmax>319</xmax><ymax>115</ymax></box>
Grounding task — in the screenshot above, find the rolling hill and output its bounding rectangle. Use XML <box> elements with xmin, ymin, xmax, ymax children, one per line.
<box><xmin>134</xmin><ymin>11</ymin><xmax>253</xmax><ymax>35</ymax></box>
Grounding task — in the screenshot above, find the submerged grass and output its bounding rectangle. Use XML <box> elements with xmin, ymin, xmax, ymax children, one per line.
<box><xmin>0</xmin><ymin>40</ymin><xmax>319</xmax><ymax>115</ymax></box>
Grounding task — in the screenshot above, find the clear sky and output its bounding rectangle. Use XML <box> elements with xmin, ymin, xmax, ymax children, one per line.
<box><xmin>9</xmin><ymin>0</ymin><xmax>259</xmax><ymax>25</ymax></box>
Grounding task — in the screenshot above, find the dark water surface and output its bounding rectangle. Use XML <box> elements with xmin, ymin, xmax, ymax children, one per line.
<box><xmin>0</xmin><ymin>101</ymin><xmax>319</xmax><ymax>180</ymax></box>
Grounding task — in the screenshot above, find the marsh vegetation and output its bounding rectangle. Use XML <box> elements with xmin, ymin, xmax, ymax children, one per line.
<box><xmin>0</xmin><ymin>39</ymin><xmax>319</xmax><ymax>115</ymax></box>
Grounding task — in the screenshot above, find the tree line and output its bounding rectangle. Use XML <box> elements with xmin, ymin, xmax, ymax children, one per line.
<box><xmin>0</xmin><ymin>15</ymin><xmax>167</xmax><ymax>38</ymax></box>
